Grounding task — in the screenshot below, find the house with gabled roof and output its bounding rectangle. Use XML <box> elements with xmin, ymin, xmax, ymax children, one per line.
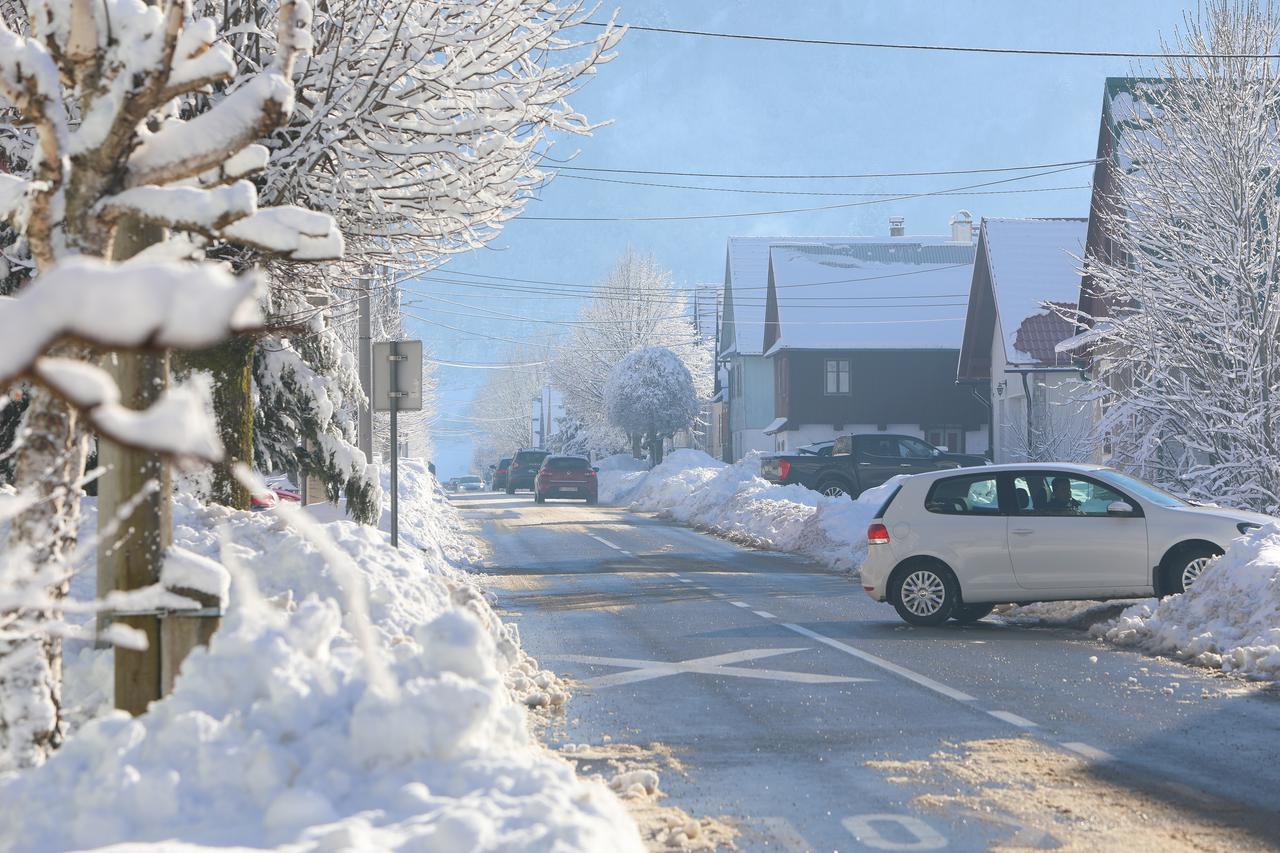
<box><xmin>957</xmin><ymin>217</ymin><xmax>1094</xmax><ymax>463</ymax></box>
<box><xmin>760</xmin><ymin>214</ymin><xmax>988</xmax><ymax>455</ymax></box>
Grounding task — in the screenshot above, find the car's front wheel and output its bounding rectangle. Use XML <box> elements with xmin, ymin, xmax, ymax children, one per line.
<box><xmin>1162</xmin><ymin>543</ymin><xmax>1223</xmax><ymax>595</ymax></box>
<box><xmin>950</xmin><ymin>602</ymin><xmax>995</xmax><ymax>624</ymax></box>
<box><xmin>888</xmin><ymin>561</ymin><xmax>958</xmax><ymax>626</ymax></box>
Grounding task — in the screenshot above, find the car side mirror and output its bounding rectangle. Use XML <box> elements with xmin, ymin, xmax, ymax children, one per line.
<box><xmin>1107</xmin><ymin>501</ymin><xmax>1135</xmax><ymax>515</ymax></box>
<box><xmin>592</xmin><ymin>466</ymin><xmax>600</xmax><ymax>472</ymax></box>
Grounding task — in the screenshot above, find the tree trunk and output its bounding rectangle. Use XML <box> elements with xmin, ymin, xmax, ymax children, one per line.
<box><xmin>0</xmin><ymin>380</ymin><xmax>89</xmax><ymax>770</ymax></box>
<box><xmin>648</xmin><ymin>429</ymin><xmax>663</xmax><ymax>467</ymax></box>
<box><xmin>631</xmin><ymin>433</ymin><xmax>643</xmax><ymax>459</ymax></box>
<box><xmin>174</xmin><ymin>336</ymin><xmax>255</xmax><ymax>510</ymax></box>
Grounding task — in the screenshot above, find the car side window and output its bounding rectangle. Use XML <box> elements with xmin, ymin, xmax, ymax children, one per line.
<box><xmin>858</xmin><ymin>437</ymin><xmax>897</xmax><ymax>458</ymax></box>
<box><xmin>1013</xmin><ymin>473</ymin><xmax>1133</xmax><ymax>517</ymax></box>
<box><xmin>898</xmin><ymin>437</ymin><xmax>936</xmax><ymax>459</ymax></box>
<box><xmin>925</xmin><ymin>474</ymin><xmax>1000</xmax><ymax>515</ymax></box>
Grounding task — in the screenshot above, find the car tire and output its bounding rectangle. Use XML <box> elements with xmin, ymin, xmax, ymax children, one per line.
<box><xmin>534</xmin><ymin>493</ymin><xmax>545</xmax><ymax>504</ymax></box>
<box><xmin>505</xmin><ymin>485</ymin><xmax>515</xmax><ymax>495</ymax></box>
<box><xmin>1162</xmin><ymin>543</ymin><xmax>1223</xmax><ymax>595</ymax></box>
<box><xmin>586</xmin><ymin>496</ymin><xmax>598</xmax><ymax>505</ymax></box>
<box><xmin>817</xmin><ymin>477</ymin><xmax>854</xmax><ymax>499</ymax></box>
<box><xmin>950</xmin><ymin>603</ymin><xmax>995</xmax><ymax>624</ymax></box>
<box><xmin>888</xmin><ymin>560</ymin><xmax>959</xmax><ymax>626</ymax></box>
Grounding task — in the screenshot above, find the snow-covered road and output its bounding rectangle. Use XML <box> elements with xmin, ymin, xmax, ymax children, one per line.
<box><xmin>461</xmin><ymin>492</ymin><xmax>1280</xmax><ymax>851</ymax></box>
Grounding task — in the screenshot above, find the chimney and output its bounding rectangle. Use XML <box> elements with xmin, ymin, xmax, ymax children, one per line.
<box><xmin>950</xmin><ymin>209</ymin><xmax>974</xmax><ymax>243</ymax></box>
<box><xmin>888</xmin><ymin>216</ymin><xmax>906</xmax><ymax>237</ymax></box>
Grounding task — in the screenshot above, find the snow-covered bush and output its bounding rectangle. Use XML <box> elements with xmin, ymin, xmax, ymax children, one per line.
<box><xmin>604</xmin><ymin>347</ymin><xmax>699</xmax><ymax>466</ymax></box>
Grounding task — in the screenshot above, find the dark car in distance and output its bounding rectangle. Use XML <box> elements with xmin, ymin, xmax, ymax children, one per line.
<box><xmin>535</xmin><ymin>456</ymin><xmax>599</xmax><ymax>504</ymax></box>
<box><xmin>492</xmin><ymin>458</ymin><xmax>512</xmax><ymax>492</ymax></box>
<box><xmin>761</xmin><ymin>433</ymin><xmax>988</xmax><ymax>498</ymax></box>
<box><xmin>506</xmin><ymin>448</ymin><xmax>550</xmax><ymax>493</ymax></box>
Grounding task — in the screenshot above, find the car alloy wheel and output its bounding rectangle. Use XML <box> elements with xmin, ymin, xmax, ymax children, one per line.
<box><xmin>900</xmin><ymin>570</ymin><xmax>946</xmax><ymax>617</ymax></box>
<box><xmin>1181</xmin><ymin>555</ymin><xmax>1215</xmax><ymax>590</ymax></box>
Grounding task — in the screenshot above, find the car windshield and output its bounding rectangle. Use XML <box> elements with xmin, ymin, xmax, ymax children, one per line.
<box><xmin>544</xmin><ymin>457</ymin><xmax>589</xmax><ymax>470</ymax></box>
<box><xmin>1094</xmin><ymin>469</ymin><xmax>1188</xmax><ymax>508</ymax></box>
<box><xmin>458</xmin><ymin>476</ymin><xmax>480</xmax><ymax>483</ymax></box>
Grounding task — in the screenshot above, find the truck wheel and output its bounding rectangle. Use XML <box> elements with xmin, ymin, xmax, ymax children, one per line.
<box><xmin>817</xmin><ymin>478</ymin><xmax>853</xmax><ymax>499</ymax></box>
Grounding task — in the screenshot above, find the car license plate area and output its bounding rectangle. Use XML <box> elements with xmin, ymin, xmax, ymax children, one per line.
<box><xmin>559</xmin><ymin>486</ymin><xmax>578</xmax><ymax>492</ymax></box>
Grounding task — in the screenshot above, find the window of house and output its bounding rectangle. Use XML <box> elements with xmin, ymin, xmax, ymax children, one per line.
<box><xmin>824</xmin><ymin>359</ymin><xmax>850</xmax><ymax>395</ymax></box>
<box><xmin>925</xmin><ymin>426</ymin><xmax>963</xmax><ymax>452</ymax></box>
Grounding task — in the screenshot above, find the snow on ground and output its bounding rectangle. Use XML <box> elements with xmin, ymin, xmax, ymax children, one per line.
<box><xmin>1094</xmin><ymin>525</ymin><xmax>1280</xmax><ymax>681</ymax></box>
<box><xmin>0</xmin><ymin>458</ymin><xmax>639</xmax><ymax>852</ymax></box>
<box><xmin>599</xmin><ymin>449</ymin><xmax>896</xmax><ymax>573</ymax></box>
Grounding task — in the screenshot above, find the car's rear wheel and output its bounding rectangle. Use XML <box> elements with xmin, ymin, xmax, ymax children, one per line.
<box><xmin>534</xmin><ymin>493</ymin><xmax>545</xmax><ymax>504</ymax></box>
<box><xmin>889</xmin><ymin>561</ymin><xmax>958</xmax><ymax>626</ymax></box>
<box><xmin>817</xmin><ymin>477</ymin><xmax>853</xmax><ymax>499</ymax></box>
<box><xmin>505</xmin><ymin>485</ymin><xmax>515</xmax><ymax>495</ymax></box>
<box><xmin>1162</xmin><ymin>543</ymin><xmax>1222</xmax><ymax>595</ymax></box>
<box><xmin>950</xmin><ymin>602</ymin><xmax>995</xmax><ymax>624</ymax></box>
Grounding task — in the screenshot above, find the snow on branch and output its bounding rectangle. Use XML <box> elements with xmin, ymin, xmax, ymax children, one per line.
<box><xmin>33</xmin><ymin>358</ymin><xmax>224</xmax><ymax>462</ymax></box>
<box><xmin>0</xmin><ymin>174</ymin><xmax>28</xmax><ymax>223</ymax></box>
<box><xmin>97</xmin><ymin>181</ymin><xmax>257</xmax><ymax>234</ymax></box>
<box><xmin>220</xmin><ymin>205</ymin><xmax>343</xmax><ymax>260</ymax></box>
<box><xmin>0</xmin><ymin>257</ymin><xmax>262</xmax><ymax>387</ymax></box>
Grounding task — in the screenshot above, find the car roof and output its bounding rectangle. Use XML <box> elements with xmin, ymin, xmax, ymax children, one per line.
<box><xmin>907</xmin><ymin>461</ymin><xmax>1110</xmax><ymax>483</ymax></box>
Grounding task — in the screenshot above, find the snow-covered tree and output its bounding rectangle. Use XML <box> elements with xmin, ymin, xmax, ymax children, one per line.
<box><xmin>0</xmin><ymin>0</ymin><xmax>338</xmax><ymax>768</ymax></box>
<box><xmin>1082</xmin><ymin>0</ymin><xmax>1280</xmax><ymax>511</ymax></box>
<box><xmin>470</xmin><ymin>350</ymin><xmax>547</xmax><ymax>456</ymax></box>
<box><xmin>176</xmin><ymin>0</ymin><xmax>620</xmax><ymax>513</ymax></box>
<box><xmin>604</xmin><ymin>346</ymin><xmax>698</xmax><ymax>466</ymax></box>
<box><xmin>552</xmin><ymin>250</ymin><xmax>712</xmax><ymax>456</ymax></box>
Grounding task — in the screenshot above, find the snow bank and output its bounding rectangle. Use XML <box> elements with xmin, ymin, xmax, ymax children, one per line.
<box><xmin>1095</xmin><ymin>526</ymin><xmax>1280</xmax><ymax>680</ymax></box>
<box><xmin>603</xmin><ymin>449</ymin><xmax>895</xmax><ymax>572</ymax></box>
<box><xmin>0</xmin><ymin>461</ymin><xmax>639</xmax><ymax>851</ymax></box>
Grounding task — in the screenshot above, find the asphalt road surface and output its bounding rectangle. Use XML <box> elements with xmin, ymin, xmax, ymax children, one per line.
<box><xmin>456</xmin><ymin>492</ymin><xmax>1280</xmax><ymax>852</ymax></box>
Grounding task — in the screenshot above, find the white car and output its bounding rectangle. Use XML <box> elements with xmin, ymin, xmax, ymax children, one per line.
<box><xmin>860</xmin><ymin>463</ymin><xmax>1274</xmax><ymax>626</ymax></box>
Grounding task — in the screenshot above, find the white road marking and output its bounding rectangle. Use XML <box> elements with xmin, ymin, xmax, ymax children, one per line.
<box><xmin>547</xmin><ymin>648</ymin><xmax>871</xmax><ymax>689</ymax></box>
<box><xmin>587</xmin><ymin>533</ymin><xmax>623</xmax><ymax>551</ymax></box>
<box><xmin>753</xmin><ymin>610</ymin><xmax>777</xmax><ymax>619</ymax></box>
<box><xmin>988</xmin><ymin>710</ymin><xmax>1038</xmax><ymax>728</ymax></box>
<box><xmin>780</xmin><ymin>622</ymin><xmax>977</xmax><ymax>703</ymax></box>
<box><xmin>711</xmin><ymin>592</ymin><xmax>729</xmax><ymax>598</ymax></box>
<box><xmin>678</xmin><ymin>578</ymin><xmax>694</xmax><ymax>584</ymax></box>
<box><xmin>619</xmin><ymin>551</ymin><xmax>634</xmax><ymax>557</ymax></box>
<box><xmin>730</xmin><ymin>601</ymin><xmax>750</xmax><ymax>608</ymax></box>
<box><xmin>843</xmin><ymin>814</ymin><xmax>947</xmax><ymax>850</ymax></box>
<box><xmin>1061</xmin><ymin>742</ymin><xmax>1115</xmax><ymax>762</ymax></box>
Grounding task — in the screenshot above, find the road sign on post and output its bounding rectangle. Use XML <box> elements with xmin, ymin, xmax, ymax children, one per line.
<box><xmin>372</xmin><ymin>340</ymin><xmax>423</xmax><ymax>547</ymax></box>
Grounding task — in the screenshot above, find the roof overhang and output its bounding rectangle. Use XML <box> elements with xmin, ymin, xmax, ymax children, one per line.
<box><xmin>763</xmin><ymin>417</ymin><xmax>789</xmax><ymax>435</ymax></box>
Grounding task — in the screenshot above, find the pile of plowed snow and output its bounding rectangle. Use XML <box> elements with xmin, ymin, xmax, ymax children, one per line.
<box><xmin>1095</xmin><ymin>525</ymin><xmax>1280</xmax><ymax>681</ymax></box>
<box><xmin>600</xmin><ymin>449</ymin><xmax>896</xmax><ymax>572</ymax></box>
<box><xmin>0</xmin><ymin>459</ymin><xmax>639</xmax><ymax>852</ymax></box>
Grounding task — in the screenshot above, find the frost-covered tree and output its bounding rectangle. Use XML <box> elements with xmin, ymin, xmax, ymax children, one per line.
<box><xmin>470</xmin><ymin>350</ymin><xmax>546</xmax><ymax>456</ymax></box>
<box><xmin>1083</xmin><ymin>0</ymin><xmax>1280</xmax><ymax>511</ymax></box>
<box><xmin>604</xmin><ymin>346</ymin><xmax>697</xmax><ymax>466</ymax></box>
<box><xmin>552</xmin><ymin>250</ymin><xmax>712</xmax><ymax>456</ymax></box>
<box><xmin>0</xmin><ymin>0</ymin><xmax>337</xmax><ymax>768</ymax></box>
<box><xmin>176</xmin><ymin>0</ymin><xmax>619</xmax><ymax>513</ymax></box>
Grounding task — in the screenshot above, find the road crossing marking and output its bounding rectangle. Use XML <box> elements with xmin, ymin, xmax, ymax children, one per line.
<box><xmin>547</xmin><ymin>648</ymin><xmax>872</xmax><ymax>689</ymax></box>
<box><xmin>587</xmin><ymin>533</ymin><xmax>624</xmax><ymax>551</ymax></box>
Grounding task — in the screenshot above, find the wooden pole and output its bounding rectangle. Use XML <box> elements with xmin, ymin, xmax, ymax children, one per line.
<box><xmin>97</xmin><ymin>218</ymin><xmax>173</xmax><ymax>716</ymax></box>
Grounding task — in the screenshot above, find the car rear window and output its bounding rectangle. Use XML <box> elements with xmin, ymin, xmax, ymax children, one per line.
<box><xmin>544</xmin><ymin>457</ymin><xmax>590</xmax><ymax>470</ymax></box>
<box><xmin>515</xmin><ymin>451</ymin><xmax>548</xmax><ymax>465</ymax></box>
<box><xmin>498</xmin><ymin>458</ymin><xmax>511</xmax><ymax>467</ymax></box>
<box><xmin>873</xmin><ymin>484</ymin><xmax>902</xmax><ymax>519</ymax></box>
<box><xmin>925</xmin><ymin>474</ymin><xmax>1001</xmax><ymax>515</ymax></box>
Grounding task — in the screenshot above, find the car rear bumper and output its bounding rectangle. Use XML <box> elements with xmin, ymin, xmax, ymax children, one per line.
<box><xmin>539</xmin><ymin>485</ymin><xmax>596</xmax><ymax>499</ymax></box>
<box><xmin>860</xmin><ymin>545</ymin><xmax>894</xmax><ymax>601</ymax></box>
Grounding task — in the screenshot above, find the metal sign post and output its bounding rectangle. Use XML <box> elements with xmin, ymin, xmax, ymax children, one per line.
<box><xmin>372</xmin><ymin>340</ymin><xmax>423</xmax><ymax>548</ymax></box>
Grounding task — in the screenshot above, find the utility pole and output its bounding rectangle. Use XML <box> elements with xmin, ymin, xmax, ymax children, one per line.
<box><xmin>389</xmin><ymin>339</ymin><xmax>399</xmax><ymax>547</ymax></box>
<box><xmin>357</xmin><ymin>275</ymin><xmax>373</xmax><ymax>461</ymax></box>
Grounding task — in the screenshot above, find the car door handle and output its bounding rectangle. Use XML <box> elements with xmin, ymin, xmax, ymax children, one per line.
<box><xmin>1011</xmin><ymin>528</ymin><xmax>1035</xmax><ymax>535</ymax></box>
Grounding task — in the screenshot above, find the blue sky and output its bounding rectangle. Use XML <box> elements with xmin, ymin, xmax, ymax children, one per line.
<box><xmin>411</xmin><ymin>0</ymin><xmax>1192</xmax><ymax>478</ymax></box>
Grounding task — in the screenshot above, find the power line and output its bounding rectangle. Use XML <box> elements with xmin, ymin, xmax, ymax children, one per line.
<box><xmin>555</xmin><ymin>158</ymin><xmax>1100</xmax><ymax>181</ymax></box>
<box><xmin>559</xmin><ymin>173</ymin><xmax>1091</xmax><ymax>197</ymax></box>
<box><xmin>580</xmin><ymin>20</ymin><xmax>1279</xmax><ymax>60</ymax></box>
<box><xmin>520</xmin><ymin>163</ymin><xmax>1093</xmax><ymax>222</ymax></box>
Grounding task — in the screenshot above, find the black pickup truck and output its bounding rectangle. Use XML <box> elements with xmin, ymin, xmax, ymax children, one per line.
<box><xmin>760</xmin><ymin>433</ymin><xmax>988</xmax><ymax>498</ymax></box>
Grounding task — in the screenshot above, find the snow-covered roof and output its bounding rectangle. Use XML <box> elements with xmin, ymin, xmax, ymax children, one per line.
<box><xmin>764</xmin><ymin>238</ymin><xmax>977</xmax><ymax>354</ymax></box>
<box><xmin>982</xmin><ymin>218</ymin><xmax>1088</xmax><ymax>366</ymax></box>
<box><xmin>721</xmin><ymin>235</ymin><xmax>857</xmax><ymax>357</ymax></box>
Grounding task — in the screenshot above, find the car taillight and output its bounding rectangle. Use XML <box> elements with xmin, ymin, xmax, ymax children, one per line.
<box><xmin>867</xmin><ymin>523</ymin><xmax>891</xmax><ymax>545</ymax></box>
<box><xmin>778</xmin><ymin>459</ymin><xmax>791</xmax><ymax>480</ymax></box>
<box><xmin>585</xmin><ymin>469</ymin><xmax>596</xmax><ymax>477</ymax></box>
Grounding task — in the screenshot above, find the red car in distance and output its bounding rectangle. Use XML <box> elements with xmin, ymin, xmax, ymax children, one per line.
<box><xmin>534</xmin><ymin>456</ymin><xmax>599</xmax><ymax>504</ymax></box>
